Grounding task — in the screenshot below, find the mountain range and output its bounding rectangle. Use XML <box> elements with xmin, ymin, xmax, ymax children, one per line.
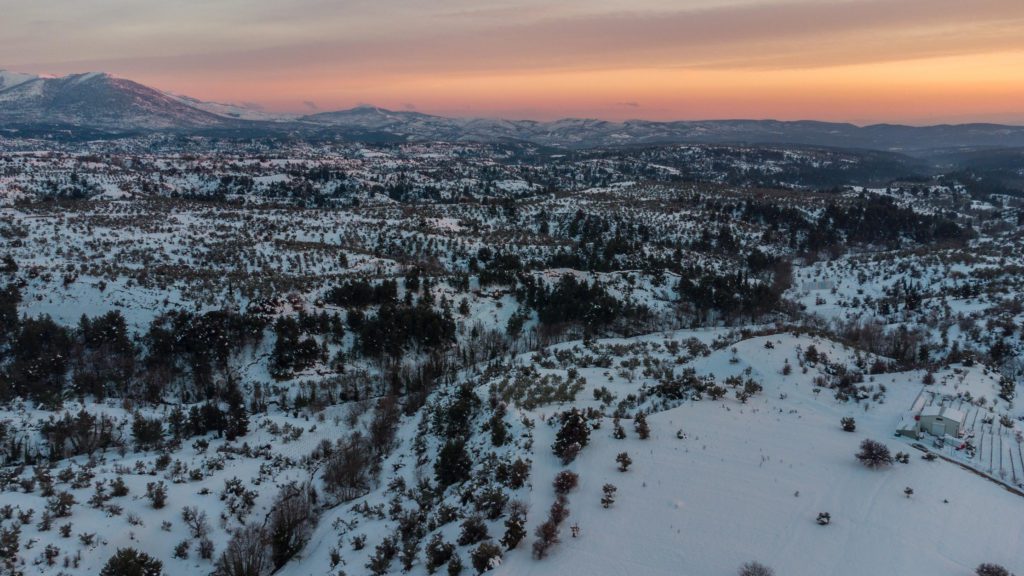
<box><xmin>3</xmin><ymin>70</ymin><xmax>1024</xmax><ymax>152</ymax></box>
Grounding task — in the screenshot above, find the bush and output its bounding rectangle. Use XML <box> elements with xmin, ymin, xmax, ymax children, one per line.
<box><xmin>475</xmin><ymin>486</ymin><xmax>508</xmax><ymax>520</ymax></box>
<box><xmin>470</xmin><ymin>541</ymin><xmax>502</xmax><ymax>574</ymax></box>
<box><xmin>856</xmin><ymin>439</ymin><xmax>893</xmax><ymax>469</ymax></box>
<box><xmin>616</xmin><ymin>452</ymin><xmax>632</xmax><ymax>472</ymax></box>
<box><xmin>976</xmin><ymin>564</ymin><xmax>1012</xmax><ymax>576</ymax></box>
<box><xmin>49</xmin><ymin>491</ymin><xmax>76</xmax><ymax>517</ymax></box>
<box><xmin>738</xmin><ymin>561</ymin><xmax>775</xmax><ymax>576</ymax></box>
<box><xmin>552</xmin><ymin>471</ymin><xmax>579</xmax><ymax>495</ymax></box>
<box><xmin>634</xmin><ymin>412</ymin><xmax>650</xmax><ymax>439</ymax></box>
<box><xmin>366</xmin><ymin>536</ymin><xmax>398</xmax><ymax>576</ymax></box>
<box><xmin>457</xmin><ymin>515</ymin><xmax>489</xmax><ymax>546</ymax></box>
<box><xmin>425</xmin><ymin>534</ymin><xmax>455</xmax><ymax>574</ymax></box>
<box><xmin>447</xmin><ymin>555</ymin><xmax>464</xmax><ymax>576</ymax></box>
<box><xmin>145</xmin><ymin>482</ymin><xmax>167</xmax><ymax>509</ymax></box>
<box><xmin>840</xmin><ymin>417</ymin><xmax>856</xmax><ymax>432</ymax></box>
<box><xmin>531</xmin><ymin>520</ymin><xmax>559</xmax><ymax>559</ymax></box>
<box><xmin>601</xmin><ymin>484</ymin><xmax>617</xmax><ymax>508</ymax></box>
<box><xmin>100</xmin><ymin>547</ymin><xmax>164</xmax><ymax>576</ymax></box>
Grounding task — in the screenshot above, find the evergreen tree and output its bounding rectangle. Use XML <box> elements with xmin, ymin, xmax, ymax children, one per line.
<box><xmin>100</xmin><ymin>547</ymin><xmax>163</xmax><ymax>576</ymax></box>
<box><xmin>552</xmin><ymin>409</ymin><xmax>590</xmax><ymax>464</ymax></box>
<box><xmin>224</xmin><ymin>378</ymin><xmax>249</xmax><ymax>441</ymax></box>
<box><xmin>634</xmin><ymin>412</ymin><xmax>650</xmax><ymax>439</ymax></box>
<box><xmin>435</xmin><ymin>440</ymin><xmax>472</xmax><ymax>489</ymax></box>
<box><xmin>601</xmin><ymin>484</ymin><xmax>617</xmax><ymax>508</ymax></box>
<box><xmin>501</xmin><ymin>501</ymin><xmax>527</xmax><ymax>550</ymax></box>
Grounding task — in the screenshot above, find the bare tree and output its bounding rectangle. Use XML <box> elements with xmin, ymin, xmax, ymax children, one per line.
<box><xmin>322</xmin><ymin>432</ymin><xmax>372</xmax><ymax>501</ymax></box>
<box><xmin>268</xmin><ymin>483</ymin><xmax>315</xmax><ymax>569</ymax></box>
<box><xmin>215</xmin><ymin>523</ymin><xmax>269</xmax><ymax>576</ymax></box>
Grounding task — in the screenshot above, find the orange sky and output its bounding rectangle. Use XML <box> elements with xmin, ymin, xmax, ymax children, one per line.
<box><xmin>4</xmin><ymin>0</ymin><xmax>1024</xmax><ymax>123</ymax></box>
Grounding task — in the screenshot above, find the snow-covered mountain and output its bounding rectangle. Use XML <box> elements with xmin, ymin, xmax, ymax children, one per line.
<box><xmin>168</xmin><ymin>93</ymin><xmax>297</xmax><ymax>122</ymax></box>
<box><xmin>3</xmin><ymin>70</ymin><xmax>1024</xmax><ymax>151</ymax></box>
<box><xmin>0</xmin><ymin>71</ymin><xmax>239</xmax><ymax>130</ymax></box>
<box><xmin>0</xmin><ymin>70</ymin><xmax>38</xmax><ymax>91</ymax></box>
<box><xmin>301</xmin><ymin>109</ymin><xmax>1024</xmax><ymax>151</ymax></box>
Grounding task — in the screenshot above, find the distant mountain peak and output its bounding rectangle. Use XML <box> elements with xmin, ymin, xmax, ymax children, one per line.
<box><xmin>1</xmin><ymin>71</ymin><xmax>1023</xmax><ymax>151</ymax></box>
<box><xmin>0</xmin><ymin>70</ymin><xmax>38</xmax><ymax>91</ymax></box>
<box><xmin>0</xmin><ymin>70</ymin><xmax>239</xmax><ymax>131</ymax></box>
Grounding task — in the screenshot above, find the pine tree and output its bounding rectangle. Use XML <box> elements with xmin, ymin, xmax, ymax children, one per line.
<box><xmin>634</xmin><ymin>412</ymin><xmax>650</xmax><ymax>439</ymax></box>
<box><xmin>616</xmin><ymin>452</ymin><xmax>632</xmax><ymax>472</ymax></box>
<box><xmin>435</xmin><ymin>440</ymin><xmax>472</xmax><ymax>489</ymax></box>
<box><xmin>612</xmin><ymin>416</ymin><xmax>626</xmax><ymax>439</ymax></box>
<box><xmin>601</xmin><ymin>484</ymin><xmax>617</xmax><ymax>508</ymax></box>
<box><xmin>551</xmin><ymin>409</ymin><xmax>590</xmax><ymax>464</ymax></box>
<box><xmin>224</xmin><ymin>377</ymin><xmax>249</xmax><ymax>441</ymax></box>
<box><xmin>500</xmin><ymin>501</ymin><xmax>528</xmax><ymax>550</ymax></box>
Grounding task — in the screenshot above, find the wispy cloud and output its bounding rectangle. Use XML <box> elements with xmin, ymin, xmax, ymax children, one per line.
<box><xmin>3</xmin><ymin>0</ymin><xmax>1023</xmax><ymax>122</ymax></box>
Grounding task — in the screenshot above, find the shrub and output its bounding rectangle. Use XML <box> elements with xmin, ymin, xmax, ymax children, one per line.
<box><xmin>616</xmin><ymin>452</ymin><xmax>632</xmax><ymax>472</ymax></box>
<box><xmin>470</xmin><ymin>541</ymin><xmax>502</xmax><ymax>574</ymax></box>
<box><xmin>840</xmin><ymin>417</ymin><xmax>856</xmax><ymax>432</ymax></box>
<box><xmin>634</xmin><ymin>412</ymin><xmax>650</xmax><ymax>439</ymax></box>
<box><xmin>976</xmin><ymin>563</ymin><xmax>1012</xmax><ymax>576</ymax></box>
<box><xmin>552</xmin><ymin>471</ymin><xmax>579</xmax><ymax>495</ymax></box>
<box><xmin>100</xmin><ymin>547</ymin><xmax>164</xmax><ymax>576</ymax></box>
<box><xmin>601</xmin><ymin>484</ymin><xmax>617</xmax><ymax>508</ymax></box>
<box><xmin>425</xmin><ymin>534</ymin><xmax>455</xmax><ymax>574</ymax></box>
<box><xmin>145</xmin><ymin>482</ymin><xmax>167</xmax><ymax>509</ymax></box>
<box><xmin>500</xmin><ymin>500</ymin><xmax>527</xmax><ymax>550</ymax></box>
<box><xmin>49</xmin><ymin>491</ymin><xmax>76</xmax><ymax>517</ymax></box>
<box><xmin>856</xmin><ymin>439</ymin><xmax>893</xmax><ymax>469</ymax></box>
<box><xmin>738</xmin><ymin>561</ymin><xmax>775</xmax><ymax>576</ymax></box>
<box><xmin>458</xmin><ymin>516</ymin><xmax>489</xmax><ymax>546</ymax></box>
<box><xmin>531</xmin><ymin>520</ymin><xmax>559</xmax><ymax>559</ymax></box>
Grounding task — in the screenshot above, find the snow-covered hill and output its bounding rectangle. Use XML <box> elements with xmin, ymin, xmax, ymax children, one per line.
<box><xmin>0</xmin><ymin>71</ymin><xmax>239</xmax><ymax>130</ymax></box>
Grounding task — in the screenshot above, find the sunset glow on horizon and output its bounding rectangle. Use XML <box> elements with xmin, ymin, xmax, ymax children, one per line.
<box><xmin>4</xmin><ymin>0</ymin><xmax>1024</xmax><ymax>124</ymax></box>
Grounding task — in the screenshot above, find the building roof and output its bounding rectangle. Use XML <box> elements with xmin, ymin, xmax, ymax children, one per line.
<box><xmin>941</xmin><ymin>407</ymin><xmax>966</xmax><ymax>424</ymax></box>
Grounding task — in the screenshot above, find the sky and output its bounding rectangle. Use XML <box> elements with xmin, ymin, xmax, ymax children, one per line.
<box><xmin>2</xmin><ymin>0</ymin><xmax>1024</xmax><ymax>124</ymax></box>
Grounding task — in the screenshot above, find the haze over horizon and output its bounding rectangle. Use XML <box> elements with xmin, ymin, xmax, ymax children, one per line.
<box><xmin>3</xmin><ymin>0</ymin><xmax>1024</xmax><ymax>124</ymax></box>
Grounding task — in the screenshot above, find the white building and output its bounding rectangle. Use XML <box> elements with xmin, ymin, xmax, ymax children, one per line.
<box><xmin>896</xmin><ymin>398</ymin><xmax>966</xmax><ymax>439</ymax></box>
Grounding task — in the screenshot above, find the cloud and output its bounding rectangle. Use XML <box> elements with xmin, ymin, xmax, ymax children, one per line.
<box><xmin>5</xmin><ymin>0</ymin><xmax>1023</xmax><ymax>123</ymax></box>
<box><xmin>14</xmin><ymin>0</ymin><xmax>1024</xmax><ymax>76</ymax></box>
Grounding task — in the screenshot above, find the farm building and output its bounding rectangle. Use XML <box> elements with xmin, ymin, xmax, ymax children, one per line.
<box><xmin>920</xmin><ymin>405</ymin><xmax>966</xmax><ymax>438</ymax></box>
<box><xmin>895</xmin><ymin>396</ymin><xmax>967</xmax><ymax>439</ymax></box>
